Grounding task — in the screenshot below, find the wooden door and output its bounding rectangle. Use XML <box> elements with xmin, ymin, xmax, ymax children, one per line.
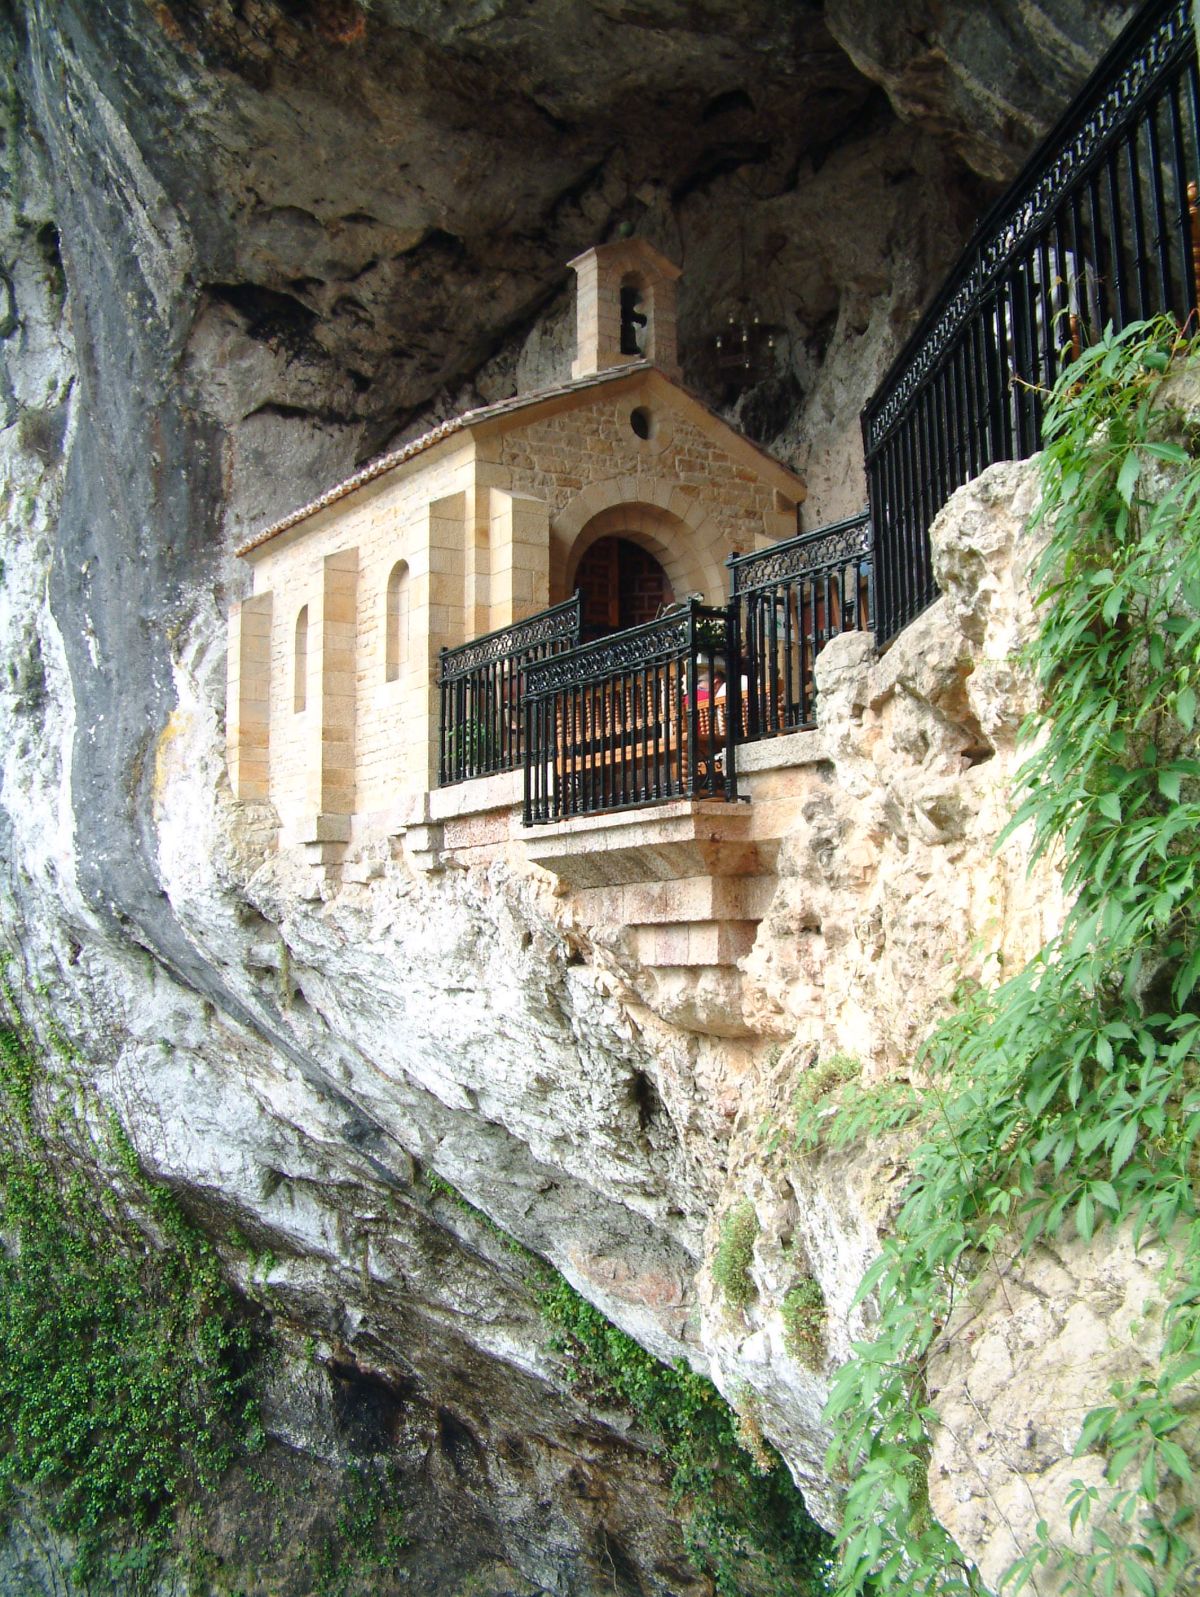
<box><xmin>575</xmin><ymin>537</ymin><xmax>672</xmax><ymax>641</ymax></box>
<box><xmin>577</xmin><ymin>537</ymin><xmax>620</xmax><ymax>638</ymax></box>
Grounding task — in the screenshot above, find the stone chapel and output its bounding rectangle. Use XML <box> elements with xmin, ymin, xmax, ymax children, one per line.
<box><xmin>226</xmin><ymin>239</ymin><xmax>807</xmax><ymax>849</ymax></box>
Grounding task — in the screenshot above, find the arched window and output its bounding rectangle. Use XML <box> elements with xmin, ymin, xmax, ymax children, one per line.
<box><xmin>619</xmin><ymin>274</ymin><xmax>648</xmax><ymax>356</ymax></box>
<box><xmin>293</xmin><ymin>605</ymin><xmax>308</xmax><ymax>713</ymax></box>
<box><xmin>385</xmin><ymin>560</ymin><xmax>409</xmax><ymax>682</ymax></box>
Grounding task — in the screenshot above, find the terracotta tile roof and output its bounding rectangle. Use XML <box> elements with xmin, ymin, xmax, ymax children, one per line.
<box><xmin>235</xmin><ymin>362</ymin><xmax>652</xmax><ymax>557</ymax></box>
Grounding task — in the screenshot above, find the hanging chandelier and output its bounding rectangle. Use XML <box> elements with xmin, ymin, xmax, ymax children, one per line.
<box><xmin>715</xmin><ymin>308</ymin><xmax>775</xmax><ymax>385</ymax></box>
<box><xmin>712</xmin><ymin>213</ymin><xmax>778</xmax><ymax>387</ymax></box>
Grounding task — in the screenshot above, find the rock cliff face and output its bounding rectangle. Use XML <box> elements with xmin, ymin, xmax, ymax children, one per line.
<box><xmin>0</xmin><ymin>1</ymin><xmax>1150</xmax><ymax>1592</ymax></box>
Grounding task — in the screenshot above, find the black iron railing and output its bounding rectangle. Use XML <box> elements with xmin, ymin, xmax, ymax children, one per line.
<box><xmin>438</xmin><ymin>595</ymin><xmax>581</xmax><ymax>785</ymax></box>
<box><xmin>523</xmin><ymin>600</ymin><xmax>738</xmax><ymax>824</ymax></box>
<box><xmin>864</xmin><ymin>0</ymin><xmax>1200</xmax><ymax>647</ymax></box>
<box><xmin>727</xmin><ymin>512</ymin><xmax>872</xmax><ymax>742</ymax></box>
<box><xmin>445</xmin><ymin>1</ymin><xmax>1200</xmax><ymax>818</ymax></box>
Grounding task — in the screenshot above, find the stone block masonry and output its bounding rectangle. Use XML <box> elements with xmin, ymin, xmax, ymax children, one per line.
<box><xmin>230</xmin><ymin>365</ymin><xmax>804</xmax><ymax>850</ymax></box>
<box><xmin>226</xmin><ymin>591</ymin><xmax>272</xmax><ymax>802</ymax></box>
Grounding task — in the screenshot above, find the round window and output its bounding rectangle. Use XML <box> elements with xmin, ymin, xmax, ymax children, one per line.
<box><xmin>630</xmin><ymin>406</ymin><xmax>654</xmax><ymax>441</ymax></box>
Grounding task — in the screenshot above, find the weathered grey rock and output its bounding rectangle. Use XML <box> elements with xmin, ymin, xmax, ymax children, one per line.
<box><xmin>927</xmin><ymin>1224</ymin><xmax>1200</xmax><ymax>1595</ymax></box>
<box><xmin>824</xmin><ymin>0</ymin><xmax>1137</xmax><ymax>182</ymax></box>
<box><xmin>0</xmin><ymin>1</ymin><xmax>1174</xmax><ymax>1590</ymax></box>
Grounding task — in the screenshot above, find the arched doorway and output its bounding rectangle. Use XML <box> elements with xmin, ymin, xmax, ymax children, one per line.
<box><xmin>574</xmin><ymin>536</ymin><xmax>674</xmax><ymax>641</ymax></box>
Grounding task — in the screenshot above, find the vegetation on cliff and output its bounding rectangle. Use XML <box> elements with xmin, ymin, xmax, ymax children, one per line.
<box><xmin>427</xmin><ymin>1165</ymin><xmax>834</xmax><ymax>1592</ymax></box>
<box><xmin>0</xmin><ymin>977</ymin><xmax>261</xmax><ymax>1589</ymax></box>
<box><xmin>537</xmin><ymin>1271</ymin><xmax>832</xmax><ymax>1595</ymax></box>
<box><xmin>0</xmin><ymin>988</ymin><xmax>830</xmax><ymax>1595</ymax></box>
<box><xmin>801</xmin><ymin>319</ymin><xmax>1200</xmax><ymax>1595</ymax></box>
<box><xmin>0</xmin><ymin>983</ymin><xmax>412</xmax><ymax>1595</ymax></box>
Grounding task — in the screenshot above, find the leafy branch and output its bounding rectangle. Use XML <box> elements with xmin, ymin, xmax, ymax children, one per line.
<box><xmin>814</xmin><ymin>318</ymin><xmax>1200</xmax><ymax>1597</ymax></box>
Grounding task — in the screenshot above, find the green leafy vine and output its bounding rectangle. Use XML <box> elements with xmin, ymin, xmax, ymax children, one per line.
<box><xmin>536</xmin><ymin>1272</ymin><xmax>832</xmax><ymax>1595</ymax></box>
<box><xmin>424</xmin><ymin>1164</ymin><xmax>833</xmax><ymax>1592</ymax></box>
<box><xmin>0</xmin><ymin>970</ymin><xmax>263</xmax><ymax>1590</ymax></box>
<box><xmin>808</xmin><ymin>319</ymin><xmax>1200</xmax><ymax>1597</ymax></box>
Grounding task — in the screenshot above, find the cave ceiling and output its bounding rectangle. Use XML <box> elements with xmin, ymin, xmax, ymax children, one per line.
<box><xmin>3</xmin><ymin>0</ymin><xmax>1135</xmax><ymax>957</ymax></box>
<box><xmin>40</xmin><ymin>0</ymin><xmax>1135</xmax><ymax>465</ymax></box>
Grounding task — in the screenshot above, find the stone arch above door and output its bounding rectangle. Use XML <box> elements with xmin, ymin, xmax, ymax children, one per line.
<box><xmin>551</xmin><ymin>477</ymin><xmax>726</xmax><ymax>609</ymax></box>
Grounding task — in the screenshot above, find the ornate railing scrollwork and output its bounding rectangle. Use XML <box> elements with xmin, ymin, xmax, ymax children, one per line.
<box><xmin>728</xmin><ymin>512</ymin><xmax>871</xmax><ymax>595</ymax></box>
<box><xmin>866</xmin><ymin>0</ymin><xmax>1191</xmax><ymax>454</ymax></box>
<box><xmin>525</xmin><ymin>611</ymin><xmax>706</xmax><ymax>697</ymax></box>
<box><xmin>727</xmin><ymin>511</ymin><xmax>873</xmax><ymax>745</ymax></box>
<box><xmin>439</xmin><ymin>595</ymin><xmax>581</xmax><ymax>684</ymax></box>
<box><xmin>522</xmin><ymin>600</ymin><xmax>737</xmax><ymax>824</ymax></box>
<box><xmin>864</xmin><ymin>0</ymin><xmax>1199</xmax><ymax>648</ymax></box>
<box><xmin>438</xmin><ymin>594</ymin><xmax>582</xmax><ymax>786</ymax></box>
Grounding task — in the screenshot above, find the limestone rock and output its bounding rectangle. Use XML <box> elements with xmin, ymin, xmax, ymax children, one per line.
<box><xmin>823</xmin><ymin>0</ymin><xmax>1137</xmax><ymax>182</ymax></box>
<box><xmin>0</xmin><ymin>1</ymin><xmax>1177</xmax><ymax>1591</ymax></box>
<box><xmin>737</xmin><ymin>457</ymin><xmax>1062</xmax><ymax>1079</ymax></box>
<box><xmin>928</xmin><ymin>1225</ymin><xmax>1200</xmax><ymax>1593</ymax></box>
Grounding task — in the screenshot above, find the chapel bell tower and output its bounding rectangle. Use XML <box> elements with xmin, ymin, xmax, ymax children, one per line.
<box><xmin>569</xmin><ymin>239</ymin><xmax>682</xmax><ymax>381</ymax></box>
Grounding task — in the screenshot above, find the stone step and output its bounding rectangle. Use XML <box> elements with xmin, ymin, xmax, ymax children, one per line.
<box><xmin>631</xmin><ymin>918</ymin><xmax>758</xmax><ymax>968</ymax></box>
<box><xmin>569</xmin><ymin>873</ymin><xmax>774</xmax><ymax>929</ymax></box>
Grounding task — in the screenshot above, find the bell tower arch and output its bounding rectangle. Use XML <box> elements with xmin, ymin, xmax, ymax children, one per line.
<box><xmin>569</xmin><ymin>239</ymin><xmax>681</xmax><ymax>381</ymax></box>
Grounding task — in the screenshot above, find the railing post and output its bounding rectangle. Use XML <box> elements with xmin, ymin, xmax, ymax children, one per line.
<box><xmin>724</xmin><ymin>597</ymin><xmax>740</xmax><ymax>801</ymax></box>
<box><xmin>686</xmin><ymin>600</ymin><xmax>700</xmax><ymax>798</ymax></box>
<box><xmin>437</xmin><ymin>646</ymin><xmax>448</xmax><ymax>788</ymax></box>
<box><xmin>522</xmin><ymin>700</ymin><xmax>530</xmax><ymax>826</ymax></box>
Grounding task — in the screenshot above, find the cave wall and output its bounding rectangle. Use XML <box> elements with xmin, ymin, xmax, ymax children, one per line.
<box><xmin>0</xmin><ymin>0</ymin><xmax>1143</xmax><ymax>1591</ymax></box>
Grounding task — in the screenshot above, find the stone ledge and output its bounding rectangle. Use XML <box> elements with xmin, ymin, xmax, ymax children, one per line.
<box><xmin>568</xmin><ymin>873</ymin><xmax>774</xmax><ymax>927</ymax></box>
<box><xmin>522</xmin><ymin>799</ymin><xmax>765</xmax><ymax>890</ymax></box>
<box><xmin>733</xmin><ymin>727</ymin><xmax>824</xmax><ymax>774</ymax></box>
<box><xmin>631</xmin><ymin>918</ymin><xmax>758</xmax><ymax>968</ymax></box>
<box><xmin>428</xmin><ymin>768</ymin><xmax>523</xmax><ymax>822</ymax></box>
<box><xmin>295</xmin><ymin>811</ymin><xmax>351</xmax><ymax>844</ymax></box>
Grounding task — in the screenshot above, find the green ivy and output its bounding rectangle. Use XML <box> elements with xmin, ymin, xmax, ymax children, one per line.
<box><xmin>536</xmin><ymin>1272</ymin><xmax>832</xmax><ymax>1595</ymax></box>
<box><xmin>810</xmin><ymin>319</ymin><xmax>1200</xmax><ymax>1597</ymax></box>
<box><xmin>0</xmin><ymin>978</ymin><xmax>262</xmax><ymax>1590</ymax></box>
<box><xmin>309</xmin><ymin>1465</ymin><xmax>410</xmax><ymax>1596</ymax></box>
<box><xmin>423</xmin><ymin>1165</ymin><xmax>534</xmax><ymax>1257</ymax></box>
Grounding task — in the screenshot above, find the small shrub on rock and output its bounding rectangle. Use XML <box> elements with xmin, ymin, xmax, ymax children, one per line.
<box><xmin>781</xmin><ymin>1278</ymin><xmax>826</xmax><ymax>1367</ymax></box>
<box><xmin>713</xmin><ymin>1200</ymin><xmax>758</xmax><ymax>1308</ymax></box>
